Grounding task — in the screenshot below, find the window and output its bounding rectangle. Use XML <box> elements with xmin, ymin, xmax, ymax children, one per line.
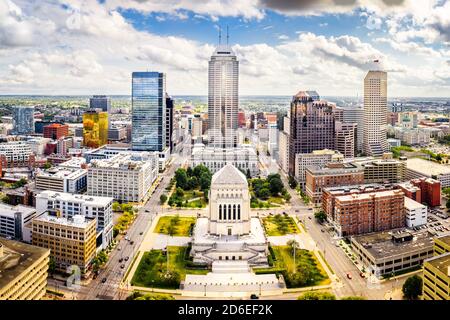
<box><xmin>233</xmin><ymin>205</ymin><xmax>236</xmax><ymax>220</ymax></box>
<box><xmin>219</xmin><ymin>205</ymin><xmax>222</xmax><ymax>220</ymax></box>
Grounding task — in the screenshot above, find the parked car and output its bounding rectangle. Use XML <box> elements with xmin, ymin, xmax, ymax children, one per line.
<box><xmin>347</xmin><ymin>273</ymin><xmax>352</xmax><ymax>280</ymax></box>
<box><xmin>250</xmin><ymin>294</ymin><xmax>259</xmax><ymax>300</ymax></box>
<box><xmin>124</xmin><ymin>257</ymin><xmax>129</xmax><ymax>262</ymax></box>
<box><xmin>360</xmin><ymin>273</ymin><xmax>365</xmax><ymax>278</ymax></box>
<box><xmin>119</xmin><ymin>258</ymin><xmax>124</xmax><ymax>263</ymax></box>
<box><xmin>120</xmin><ymin>264</ymin><xmax>125</xmax><ymax>269</ymax></box>
<box><xmin>102</xmin><ymin>278</ymin><xmax>107</xmax><ymax>284</ymax></box>
<box><xmin>130</xmin><ymin>241</ymin><xmax>135</xmax><ymax>245</ymax></box>
<box><xmin>139</xmin><ymin>232</ymin><xmax>144</xmax><ymax>236</ymax></box>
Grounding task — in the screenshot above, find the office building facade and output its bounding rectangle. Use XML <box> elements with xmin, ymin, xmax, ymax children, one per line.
<box><xmin>83</xmin><ymin>110</ymin><xmax>108</xmax><ymax>148</ymax></box>
<box><xmin>363</xmin><ymin>70</ymin><xmax>389</xmax><ymax>156</ymax></box>
<box><xmin>12</xmin><ymin>106</ymin><xmax>34</xmax><ymax>135</ymax></box>
<box><xmin>208</xmin><ymin>44</ymin><xmax>239</xmax><ymax>149</ymax></box>
<box><xmin>132</xmin><ymin>72</ymin><xmax>166</xmax><ymax>152</ymax></box>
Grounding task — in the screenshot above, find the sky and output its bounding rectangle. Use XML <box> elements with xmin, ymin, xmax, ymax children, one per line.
<box><xmin>0</xmin><ymin>0</ymin><xmax>449</xmax><ymax>97</ymax></box>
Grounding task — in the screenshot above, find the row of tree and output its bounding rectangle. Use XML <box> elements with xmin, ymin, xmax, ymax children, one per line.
<box><xmin>174</xmin><ymin>165</ymin><xmax>212</xmax><ymax>192</ymax></box>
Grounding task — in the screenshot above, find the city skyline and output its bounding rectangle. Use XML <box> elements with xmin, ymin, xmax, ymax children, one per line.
<box><xmin>0</xmin><ymin>1</ymin><xmax>449</xmax><ymax>97</ymax></box>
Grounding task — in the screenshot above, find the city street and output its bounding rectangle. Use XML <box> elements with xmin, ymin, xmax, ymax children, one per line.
<box><xmin>74</xmin><ymin>137</ymin><xmax>192</xmax><ymax>300</ymax></box>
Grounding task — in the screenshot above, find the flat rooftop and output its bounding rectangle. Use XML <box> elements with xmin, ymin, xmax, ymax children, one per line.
<box><xmin>0</xmin><ymin>238</ymin><xmax>49</xmax><ymax>290</ymax></box>
<box><xmin>406</xmin><ymin>158</ymin><xmax>450</xmax><ymax>176</ymax></box>
<box><xmin>0</xmin><ymin>203</ymin><xmax>36</xmax><ymax>218</ymax></box>
<box><xmin>37</xmin><ymin>190</ymin><xmax>113</xmax><ymax>206</ymax></box>
<box><xmin>36</xmin><ymin>167</ymin><xmax>86</xmax><ymax>179</ymax></box>
<box><xmin>34</xmin><ymin>213</ymin><xmax>95</xmax><ymax>228</ymax></box>
<box><xmin>336</xmin><ymin>189</ymin><xmax>404</xmax><ymax>202</ymax></box>
<box><xmin>324</xmin><ymin>183</ymin><xmax>394</xmax><ymax>195</ymax></box>
<box><xmin>90</xmin><ymin>154</ymin><xmax>150</xmax><ymax>170</ymax></box>
<box><xmin>352</xmin><ymin>229</ymin><xmax>434</xmax><ymax>260</ymax></box>
<box><xmin>404</xmin><ymin>196</ymin><xmax>426</xmax><ymax>210</ymax></box>
<box><xmin>425</xmin><ymin>252</ymin><xmax>450</xmax><ymax>275</ymax></box>
<box><xmin>436</xmin><ymin>235</ymin><xmax>450</xmax><ymax>247</ymax></box>
<box><xmin>307</xmin><ymin>162</ymin><xmax>363</xmax><ymax>175</ymax></box>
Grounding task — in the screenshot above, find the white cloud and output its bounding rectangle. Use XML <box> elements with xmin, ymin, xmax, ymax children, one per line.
<box><xmin>0</xmin><ymin>0</ymin><xmax>448</xmax><ymax>97</ymax></box>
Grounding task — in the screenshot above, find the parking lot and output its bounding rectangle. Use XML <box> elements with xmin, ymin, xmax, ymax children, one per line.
<box><xmin>412</xmin><ymin>209</ymin><xmax>450</xmax><ymax>236</ymax></box>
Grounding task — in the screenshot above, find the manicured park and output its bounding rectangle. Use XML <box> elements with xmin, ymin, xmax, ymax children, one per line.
<box><xmin>131</xmin><ymin>246</ymin><xmax>208</xmax><ymax>289</ymax></box>
<box><xmin>263</xmin><ymin>214</ymin><xmax>300</xmax><ymax>236</ymax></box>
<box><xmin>255</xmin><ymin>245</ymin><xmax>330</xmax><ymax>288</ymax></box>
<box><xmin>154</xmin><ymin>216</ymin><xmax>196</xmax><ymax>237</ymax></box>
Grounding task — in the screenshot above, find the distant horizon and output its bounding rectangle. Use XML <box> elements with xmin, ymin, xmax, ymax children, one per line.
<box><xmin>0</xmin><ymin>94</ymin><xmax>449</xmax><ymax>100</ymax></box>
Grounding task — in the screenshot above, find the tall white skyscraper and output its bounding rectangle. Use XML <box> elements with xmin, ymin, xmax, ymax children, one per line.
<box><xmin>208</xmin><ymin>37</ymin><xmax>239</xmax><ymax>149</ymax></box>
<box><xmin>363</xmin><ymin>69</ymin><xmax>389</xmax><ymax>156</ymax></box>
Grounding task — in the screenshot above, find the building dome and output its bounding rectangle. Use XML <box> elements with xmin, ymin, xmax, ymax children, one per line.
<box><xmin>211</xmin><ymin>164</ymin><xmax>247</xmax><ymax>186</ymax></box>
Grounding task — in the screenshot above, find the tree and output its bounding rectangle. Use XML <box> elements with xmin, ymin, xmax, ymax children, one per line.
<box><xmin>199</xmin><ymin>172</ymin><xmax>212</xmax><ymax>191</ymax></box>
<box><xmin>446</xmin><ymin>198</ymin><xmax>450</xmax><ymax>210</ymax></box>
<box><xmin>341</xmin><ymin>296</ymin><xmax>366</xmax><ymax>300</ymax></box>
<box><xmin>160</xmin><ymin>194</ymin><xmax>168</xmax><ymax>204</ymax></box>
<box><xmin>402</xmin><ymin>275</ymin><xmax>422</xmax><ymax>300</ymax></box>
<box><xmin>315</xmin><ymin>210</ymin><xmax>327</xmax><ymax>223</ymax></box>
<box><xmin>112</xmin><ymin>202</ymin><xmax>121</xmax><ymax>212</ymax></box>
<box><xmin>43</xmin><ymin>162</ymin><xmax>52</xmax><ymax>169</ymax></box>
<box><xmin>188</xmin><ymin>176</ymin><xmax>199</xmax><ymax>190</ymax></box>
<box><xmin>175</xmin><ymin>168</ymin><xmax>189</xmax><ymax>190</ymax></box>
<box><xmin>258</xmin><ymin>188</ymin><xmax>271</xmax><ymax>200</ymax></box>
<box><xmin>175</xmin><ymin>188</ymin><xmax>184</xmax><ymax>198</ymax></box>
<box><xmin>268</xmin><ymin>176</ymin><xmax>284</xmax><ymax>196</ymax></box>
<box><xmin>297</xmin><ymin>291</ymin><xmax>336</xmax><ymax>300</ymax></box>
<box><xmin>48</xmin><ymin>256</ymin><xmax>56</xmax><ymax>276</ymax></box>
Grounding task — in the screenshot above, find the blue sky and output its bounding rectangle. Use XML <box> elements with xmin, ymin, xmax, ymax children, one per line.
<box><xmin>0</xmin><ymin>0</ymin><xmax>449</xmax><ymax>96</ymax></box>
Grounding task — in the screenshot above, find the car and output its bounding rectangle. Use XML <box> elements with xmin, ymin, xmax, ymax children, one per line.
<box><xmin>119</xmin><ymin>258</ymin><xmax>124</xmax><ymax>263</ymax></box>
<box><xmin>360</xmin><ymin>273</ymin><xmax>365</xmax><ymax>278</ymax></box>
<box><xmin>102</xmin><ymin>278</ymin><xmax>107</xmax><ymax>283</ymax></box>
<box><xmin>308</xmin><ymin>217</ymin><xmax>312</xmax><ymax>220</ymax></box>
<box><xmin>130</xmin><ymin>241</ymin><xmax>135</xmax><ymax>245</ymax></box>
<box><xmin>250</xmin><ymin>294</ymin><xmax>259</xmax><ymax>300</ymax></box>
<box><xmin>120</xmin><ymin>264</ymin><xmax>125</xmax><ymax>269</ymax></box>
<box><xmin>321</xmin><ymin>229</ymin><xmax>325</xmax><ymax>233</ymax></box>
<box><xmin>139</xmin><ymin>232</ymin><xmax>144</xmax><ymax>236</ymax></box>
<box><xmin>308</xmin><ymin>208</ymin><xmax>313</xmax><ymax>211</ymax></box>
<box><xmin>124</xmin><ymin>257</ymin><xmax>129</xmax><ymax>262</ymax></box>
<box><xmin>117</xmin><ymin>247</ymin><xmax>122</xmax><ymax>251</ymax></box>
<box><xmin>145</xmin><ymin>210</ymin><xmax>150</xmax><ymax>213</ymax></box>
<box><xmin>346</xmin><ymin>273</ymin><xmax>352</xmax><ymax>280</ymax></box>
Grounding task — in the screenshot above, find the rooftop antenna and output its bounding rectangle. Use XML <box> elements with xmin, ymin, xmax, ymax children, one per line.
<box><xmin>226</xmin><ymin>25</ymin><xmax>229</xmax><ymax>45</ymax></box>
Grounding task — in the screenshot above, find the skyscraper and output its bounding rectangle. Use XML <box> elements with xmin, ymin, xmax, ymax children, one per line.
<box><xmin>208</xmin><ymin>39</ymin><xmax>239</xmax><ymax>148</ymax></box>
<box><xmin>89</xmin><ymin>95</ymin><xmax>111</xmax><ymax>113</ymax></box>
<box><xmin>288</xmin><ymin>91</ymin><xmax>336</xmax><ymax>176</ymax></box>
<box><xmin>343</xmin><ymin>105</ymin><xmax>364</xmax><ymax>153</ymax></box>
<box><xmin>363</xmin><ymin>70</ymin><xmax>389</xmax><ymax>156</ymax></box>
<box><xmin>165</xmin><ymin>94</ymin><xmax>174</xmax><ymax>152</ymax></box>
<box><xmin>131</xmin><ymin>72</ymin><xmax>166</xmax><ymax>152</ymax></box>
<box><xmin>83</xmin><ymin>110</ymin><xmax>108</xmax><ymax>148</ymax></box>
<box><xmin>12</xmin><ymin>106</ymin><xmax>35</xmax><ymax>135</ymax></box>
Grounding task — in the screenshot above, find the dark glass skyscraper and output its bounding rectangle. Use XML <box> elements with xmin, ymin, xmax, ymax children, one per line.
<box><xmin>131</xmin><ymin>72</ymin><xmax>166</xmax><ymax>152</ymax></box>
<box><xmin>288</xmin><ymin>91</ymin><xmax>336</xmax><ymax>176</ymax></box>
<box><xmin>165</xmin><ymin>94</ymin><xmax>174</xmax><ymax>153</ymax></box>
<box><xmin>89</xmin><ymin>95</ymin><xmax>111</xmax><ymax>113</ymax></box>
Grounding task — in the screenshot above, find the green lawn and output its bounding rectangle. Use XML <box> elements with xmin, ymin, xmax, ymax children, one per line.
<box><xmin>250</xmin><ymin>193</ymin><xmax>286</xmax><ymax>208</ymax></box>
<box><xmin>169</xmin><ymin>189</ymin><xmax>207</xmax><ymax>208</ymax></box>
<box><xmin>131</xmin><ymin>247</ymin><xmax>209</xmax><ymax>289</ymax></box>
<box><xmin>154</xmin><ymin>216</ymin><xmax>196</xmax><ymax>237</ymax></box>
<box><xmin>263</xmin><ymin>215</ymin><xmax>300</xmax><ymax>236</ymax></box>
<box><xmin>255</xmin><ymin>246</ymin><xmax>330</xmax><ymax>288</ymax></box>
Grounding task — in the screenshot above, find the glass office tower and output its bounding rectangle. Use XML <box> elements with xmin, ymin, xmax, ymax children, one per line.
<box><xmin>83</xmin><ymin>110</ymin><xmax>109</xmax><ymax>148</ymax></box>
<box><xmin>12</xmin><ymin>106</ymin><xmax>35</xmax><ymax>135</ymax></box>
<box><xmin>131</xmin><ymin>72</ymin><xmax>166</xmax><ymax>152</ymax></box>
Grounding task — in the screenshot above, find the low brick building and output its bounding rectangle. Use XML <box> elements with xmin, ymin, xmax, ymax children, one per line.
<box><xmin>332</xmin><ymin>189</ymin><xmax>405</xmax><ymax>237</ymax></box>
<box><xmin>305</xmin><ymin>162</ymin><xmax>365</xmax><ymax>205</ymax></box>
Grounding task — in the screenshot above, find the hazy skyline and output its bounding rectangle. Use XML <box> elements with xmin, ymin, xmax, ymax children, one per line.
<box><xmin>0</xmin><ymin>0</ymin><xmax>449</xmax><ymax>97</ymax></box>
